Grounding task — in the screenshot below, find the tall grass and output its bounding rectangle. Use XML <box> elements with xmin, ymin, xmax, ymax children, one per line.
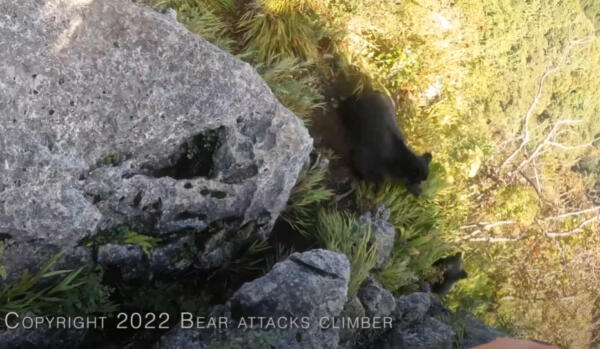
<box><xmin>283</xmin><ymin>154</ymin><xmax>334</xmax><ymax>235</ymax></box>
<box><xmin>238</xmin><ymin>1</ymin><xmax>325</xmax><ymax>63</ymax></box>
<box><xmin>313</xmin><ymin>209</ymin><xmax>378</xmax><ymax>297</ymax></box>
<box><xmin>356</xmin><ymin>180</ymin><xmax>450</xmax><ymax>292</ymax></box>
<box><xmin>257</xmin><ymin>57</ymin><xmax>325</xmax><ymax>122</ymax></box>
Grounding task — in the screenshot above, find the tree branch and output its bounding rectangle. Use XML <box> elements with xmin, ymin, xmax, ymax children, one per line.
<box><xmin>497</xmin><ymin>64</ymin><xmax>558</xmax><ymax>173</ymax></box>
<box><xmin>467</xmin><ymin>235</ymin><xmax>526</xmax><ymax>242</ymax></box>
<box><xmin>545</xmin><ymin>215</ymin><xmax>598</xmax><ymax>238</ymax></box>
<box><xmin>543</xmin><ymin>206</ymin><xmax>600</xmax><ymax>221</ymax></box>
<box><xmin>496</xmin><ymin>33</ymin><xmax>596</xmax><ymax>174</ymax></box>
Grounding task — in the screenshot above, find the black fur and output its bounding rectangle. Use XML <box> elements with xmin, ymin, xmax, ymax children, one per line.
<box><xmin>339</xmin><ymin>91</ymin><xmax>431</xmax><ymax>196</ymax></box>
<box><xmin>430</xmin><ymin>253</ymin><xmax>468</xmax><ymax>295</ymax></box>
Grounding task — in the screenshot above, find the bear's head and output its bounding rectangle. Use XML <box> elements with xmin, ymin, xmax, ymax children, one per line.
<box><xmin>391</xmin><ymin>152</ymin><xmax>431</xmax><ymax>196</ymax></box>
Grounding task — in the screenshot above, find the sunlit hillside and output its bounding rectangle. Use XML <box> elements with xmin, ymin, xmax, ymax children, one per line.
<box><xmin>148</xmin><ymin>0</ymin><xmax>600</xmax><ymax>346</ymax></box>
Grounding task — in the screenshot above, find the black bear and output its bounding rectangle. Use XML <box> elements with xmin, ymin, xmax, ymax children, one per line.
<box><xmin>430</xmin><ymin>253</ymin><xmax>468</xmax><ymax>295</ymax></box>
<box><xmin>339</xmin><ymin>91</ymin><xmax>431</xmax><ymax>196</ymax></box>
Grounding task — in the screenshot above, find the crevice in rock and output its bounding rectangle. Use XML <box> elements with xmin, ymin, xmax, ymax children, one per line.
<box><xmin>0</xmin><ymin>232</ymin><xmax>12</xmax><ymax>241</ymax></box>
<box><xmin>151</xmin><ymin>129</ymin><xmax>221</xmax><ymax>180</ymax></box>
<box><xmin>174</xmin><ymin>211</ymin><xmax>207</xmax><ymax>221</ymax></box>
<box><xmin>290</xmin><ymin>254</ymin><xmax>345</xmax><ymax>280</ymax></box>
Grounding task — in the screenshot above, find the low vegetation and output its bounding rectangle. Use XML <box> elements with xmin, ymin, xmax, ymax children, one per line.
<box><xmin>0</xmin><ymin>251</ymin><xmax>115</xmax><ymax>327</ymax></box>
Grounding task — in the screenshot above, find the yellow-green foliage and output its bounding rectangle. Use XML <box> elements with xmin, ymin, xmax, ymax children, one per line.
<box><xmin>313</xmin><ymin>209</ymin><xmax>377</xmax><ymax>297</ymax></box>
<box><xmin>356</xmin><ymin>177</ymin><xmax>450</xmax><ymax>292</ymax></box>
<box><xmin>144</xmin><ymin>0</ymin><xmax>327</xmax><ymax>122</ymax></box>
<box><xmin>238</xmin><ymin>7</ymin><xmax>324</xmax><ymax>64</ymax></box>
<box><xmin>492</xmin><ymin>184</ymin><xmax>540</xmax><ymax>225</ymax></box>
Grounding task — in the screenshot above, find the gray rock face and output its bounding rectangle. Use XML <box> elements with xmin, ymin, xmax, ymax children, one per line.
<box><xmin>428</xmin><ymin>296</ymin><xmax>505</xmax><ymax>348</ymax></box>
<box><xmin>338</xmin><ymin>296</ymin><xmax>366</xmax><ymax>348</ymax></box>
<box><xmin>460</xmin><ymin>313</ymin><xmax>506</xmax><ymax>348</ymax></box>
<box><xmin>97</xmin><ymin>243</ymin><xmax>147</xmax><ymax>281</ymax></box>
<box><xmin>393</xmin><ymin>292</ymin><xmax>432</xmax><ymax>328</ymax></box>
<box><xmin>157</xmin><ymin>249</ymin><xmax>351</xmax><ymax>349</ymax></box>
<box><xmin>230</xmin><ymin>249</ymin><xmax>350</xmax><ymax>320</ymax></box>
<box><xmin>378</xmin><ymin>316</ymin><xmax>454</xmax><ymax>349</ymax></box>
<box><xmin>377</xmin><ymin>293</ymin><xmax>454</xmax><ymax>349</ymax></box>
<box><xmin>357</xmin><ymin>276</ymin><xmax>396</xmax><ymax>318</ymax></box>
<box><xmin>0</xmin><ymin>0</ymin><xmax>311</xmax><ymax>280</ymax></box>
<box><xmin>358</xmin><ymin>205</ymin><xmax>395</xmax><ymax>269</ymax></box>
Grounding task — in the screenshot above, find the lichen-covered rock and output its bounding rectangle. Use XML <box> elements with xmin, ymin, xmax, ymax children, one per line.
<box><xmin>370</xmin><ymin>292</ymin><xmax>504</xmax><ymax>349</ymax></box>
<box><xmin>0</xmin><ymin>243</ymin><xmax>93</xmax><ymax>284</ymax></box>
<box><xmin>358</xmin><ymin>205</ymin><xmax>395</xmax><ymax>269</ymax></box>
<box><xmin>0</xmin><ymin>0</ymin><xmax>311</xmax><ymax>281</ymax></box>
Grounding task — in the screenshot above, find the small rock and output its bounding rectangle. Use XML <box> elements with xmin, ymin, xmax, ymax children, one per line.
<box><xmin>358</xmin><ymin>205</ymin><xmax>395</xmax><ymax>269</ymax></box>
<box><xmin>357</xmin><ymin>276</ymin><xmax>396</xmax><ymax>318</ymax></box>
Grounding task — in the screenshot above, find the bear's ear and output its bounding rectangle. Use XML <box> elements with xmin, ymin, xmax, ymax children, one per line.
<box><xmin>423</xmin><ymin>152</ymin><xmax>432</xmax><ymax>165</ymax></box>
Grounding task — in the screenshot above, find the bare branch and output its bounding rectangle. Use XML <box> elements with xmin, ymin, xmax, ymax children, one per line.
<box><xmin>546</xmin><ymin>136</ymin><xmax>600</xmax><ymax>150</ymax></box>
<box><xmin>515</xmin><ymin>119</ymin><xmax>584</xmax><ymax>171</ymax></box>
<box><xmin>468</xmin><ymin>235</ymin><xmax>526</xmax><ymax>242</ymax></box>
<box><xmin>496</xmin><ymin>32</ymin><xmax>597</xmax><ymax>174</ymax></box>
<box><xmin>545</xmin><ymin>215</ymin><xmax>599</xmax><ymax>238</ymax></box>
<box><xmin>497</xmin><ymin>64</ymin><xmax>558</xmax><ymax>173</ymax></box>
<box><xmin>460</xmin><ymin>220</ymin><xmax>516</xmax><ymax>230</ymax></box>
<box><xmin>543</xmin><ymin>206</ymin><xmax>600</xmax><ymax>221</ymax></box>
<box><xmin>519</xmin><ymin>170</ymin><xmax>542</xmax><ymax>199</ymax></box>
<box><xmin>532</xmin><ymin>157</ymin><xmax>542</xmax><ymax>196</ymax></box>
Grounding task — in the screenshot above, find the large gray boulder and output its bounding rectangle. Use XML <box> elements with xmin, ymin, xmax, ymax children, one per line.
<box><xmin>0</xmin><ymin>0</ymin><xmax>311</xmax><ymax>281</ymax></box>
<box><xmin>157</xmin><ymin>249</ymin><xmax>351</xmax><ymax>349</ymax></box>
<box><xmin>230</xmin><ymin>249</ymin><xmax>350</xmax><ymax>320</ymax></box>
<box><xmin>376</xmin><ymin>293</ymin><xmax>454</xmax><ymax>349</ymax></box>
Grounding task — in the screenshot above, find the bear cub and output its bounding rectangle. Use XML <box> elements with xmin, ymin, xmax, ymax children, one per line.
<box><xmin>339</xmin><ymin>91</ymin><xmax>431</xmax><ymax>196</ymax></box>
<box><xmin>430</xmin><ymin>253</ymin><xmax>468</xmax><ymax>295</ymax></box>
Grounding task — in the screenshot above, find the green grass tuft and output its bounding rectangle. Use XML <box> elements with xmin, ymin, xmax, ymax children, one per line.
<box><xmin>257</xmin><ymin>57</ymin><xmax>325</xmax><ymax>123</ymax></box>
<box><xmin>356</xmin><ymin>179</ymin><xmax>450</xmax><ymax>292</ymax></box>
<box><xmin>0</xmin><ymin>251</ymin><xmax>116</xmax><ymax>325</ymax></box>
<box><xmin>313</xmin><ymin>209</ymin><xmax>378</xmax><ymax>297</ymax></box>
<box><xmin>238</xmin><ymin>2</ymin><xmax>324</xmax><ymax>64</ymax></box>
<box><xmin>83</xmin><ymin>226</ymin><xmax>161</xmax><ymax>256</ymax></box>
<box><xmin>283</xmin><ymin>154</ymin><xmax>334</xmax><ymax>235</ymax></box>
